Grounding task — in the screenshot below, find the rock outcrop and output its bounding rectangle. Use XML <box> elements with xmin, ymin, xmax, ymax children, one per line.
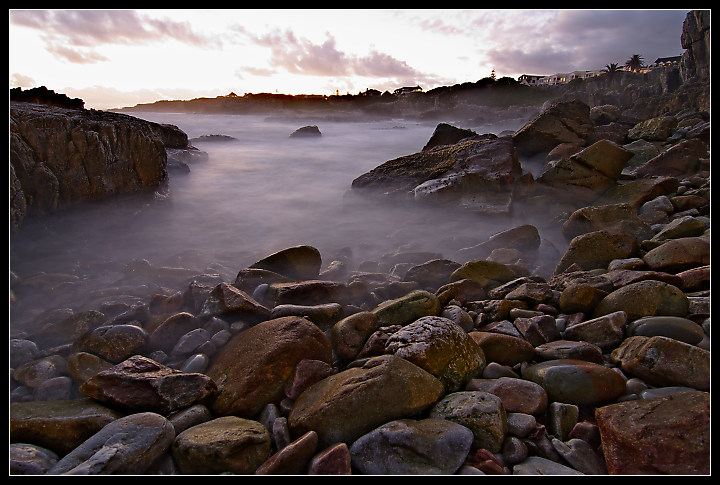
<box><xmin>10</xmin><ymin>100</ymin><xmax>195</xmax><ymax>228</ymax></box>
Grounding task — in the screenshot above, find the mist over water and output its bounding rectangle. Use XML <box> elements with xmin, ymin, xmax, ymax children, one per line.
<box><xmin>10</xmin><ymin>111</ymin><xmax>566</xmax><ymax>334</ymax></box>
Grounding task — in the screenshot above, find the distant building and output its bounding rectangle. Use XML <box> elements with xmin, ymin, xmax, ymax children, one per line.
<box><xmin>519</xmin><ymin>69</ymin><xmax>602</xmax><ymax>86</ymax></box>
<box><xmin>393</xmin><ymin>85</ymin><xmax>422</xmax><ymax>95</ymax></box>
<box><xmin>649</xmin><ymin>56</ymin><xmax>682</xmax><ymax>68</ymax></box>
<box><xmin>518</xmin><ymin>74</ymin><xmax>545</xmax><ymax>85</ymax></box>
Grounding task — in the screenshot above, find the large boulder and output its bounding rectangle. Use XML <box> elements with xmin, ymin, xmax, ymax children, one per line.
<box><xmin>596</xmin><ymin>391</ymin><xmax>709</xmax><ymax>474</ymax></box>
<box><xmin>287</xmin><ymin>355</ymin><xmax>445</xmax><ymax>449</ymax></box>
<box><xmin>512</xmin><ymin>99</ymin><xmax>593</xmax><ymax>157</ymax></box>
<box><xmin>206</xmin><ymin>316</ymin><xmax>332</xmax><ymax>418</ymax></box>
<box><xmin>10</xmin><ymin>102</ymin><xmax>172</xmax><ymax>227</ymax></box>
<box><xmin>351</xmin><ymin>137</ymin><xmax>523</xmax><ymax>213</ymax></box>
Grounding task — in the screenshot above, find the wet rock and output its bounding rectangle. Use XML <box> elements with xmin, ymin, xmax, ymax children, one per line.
<box><xmin>469</xmin><ymin>331</ymin><xmax>535</xmax><ymax>366</ymax></box>
<box><xmin>551</xmin><ymin>438</ymin><xmax>607</xmax><ymax>474</ymax></box>
<box><xmin>288</xmin><ymin>354</ymin><xmax>445</xmax><ymax>449</ymax></box>
<box><xmin>627</xmin><ymin>115</ymin><xmax>678</xmax><ymax>141</ymax></box>
<box><xmin>10</xmin><ymin>443</ymin><xmax>59</xmax><ymax>475</ymax></box>
<box><xmin>455</xmin><ymin>224</ymin><xmax>542</xmax><ymax>261</ymax></box>
<box><xmin>533</xmin><ymin>340</ymin><xmax>603</xmax><ymax>364</ymax></box>
<box><xmin>12</xmin><ymin>354</ymin><xmax>66</xmax><ymax>389</ymax></box>
<box><xmin>206</xmin><ymin>316</ymin><xmax>332</xmax><ymax>418</ymax></box>
<box><xmin>512</xmin><ymin>99</ymin><xmax>592</xmax><ymax>157</ymax></box>
<box><xmin>146</xmin><ymin>312</ymin><xmax>201</xmax><ymax>354</ymax></box>
<box><xmin>385</xmin><ymin>315</ymin><xmax>485</xmax><ymax>391</ymax></box>
<box><xmin>283</xmin><ymin>359</ymin><xmax>335</xmax><ymax>400</ymax></box>
<box><xmin>271</xmin><ymin>303</ymin><xmax>343</xmax><ymax>330</ymax></box>
<box><xmin>28</xmin><ymin>310</ymin><xmax>106</xmax><ymax>350</ymax></box>
<box><xmin>172</xmin><ymin>416</ymin><xmax>271</xmax><ymax>474</ymax></box>
<box><xmin>466</xmin><ymin>377</ymin><xmax>547</xmax><ymax>415</ymax></box>
<box><xmin>371</xmin><ymin>289</ymin><xmax>440</xmax><ymax>326</ymax></box>
<box><xmin>450</xmin><ymin>259</ymin><xmax>517</xmax><ymax>289</ymax></box>
<box><xmin>80</xmin><ymin>355</ymin><xmax>217</xmax><ymax>414</ymax></box>
<box><xmin>513</xmin><ymin>456</ymin><xmax>584</xmax><ymax>475</ymax></box>
<box><xmin>422</xmin><ymin>122</ymin><xmax>479</xmax><ymax>151</ymax></box>
<box><xmin>553</xmin><ymin>230</ymin><xmax>639</xmax><ymax>275</ymax></box>
<box><xmin>642</xmin><ymin>236</ymin><xmax>710</xmax><ymax>273</ymax></box>
<box><xmin>429</xmin><ymin>391</ymin><xmax>506</xmax><ymax>452</ymax></box>
<box><xmin>596</xmin><ymin>390</ymin><xmax>709</xmax><ymax>474</ymax></box>
<box><xmin>308</xmin><ymin>442</ymin><xmax>352</xmax><ymax>475</ymax></box>
<box><xmin>512</xmin><ymin>314</ymin><xmax>561</xmax><ymax>346</ymax></box>
<box><xmin>349</xmin><ymin>418</ymin><xmax>474</xmax><ymax>474</ymax></box>
<box><xmin>289</xmin><ymin>125</ymin><xmax>321</xmax><ymax>138</ymax></box>
<box><xmin>558</xmin><ymin>283</ymin><xmax>608</xmax><ymax>314</ymax></box>
<box><xmin>562</xmin><ymin>203</ymin><xmax>654</xmax><ymax>241</ymax></box>
<box><xmin>404</xmin><ymin>259</ymin><xmax>461</xmax><ymax>291</ymax></box>
<box><xmin>593</xmin><ymin>280</ymin><xmax>689</xmax><ymax>322</ymax></box>
<box><xmin>199</xmin><ymin>282</ymin><xmax>271</xmax><ymax>323</ymax></box>
<box><xmin>521</xmin><ymin>359</ymin><xmax>626</xmax><ymax>406</ymax></box>
<box><xmin>633</xmin><ymin>137</ymin><xmax>708</xmax><ymax>178</ymax></box>
<box><xmin>610</xmin><ymin>335</ymin><xmax>709</xmax><ymax>390</ymax></box>
<box><xmin>49</xmin><ymin>412</ymin><xmax>175</xmax><ymax>475</ymax></box>
<box><xmin>626</xmin><ymin>315</ymin><xmax>705</xmax><ymax>344</ymax></box>
<box><xmin>10</xmin><ymin>398</ymin><xmax>124</xmax><ymax>456</ymax></box>
<box><xmin>267</xmin><ymin>280</ymin><xmax>350</xmax><ymax>307</ymax></box>
<box><xmin>256</xmin><ymin>430</ymin><xmax>318</xmax><ymax>475</ymax></box>
<box><xmin>249</xmin><ymin>245</ymin><xmax>322</xmax><ymax>280</ymax></box>
<box><xmin>330</xmin><ymin>311</ymin><xmax>379</xmax><ymax>363</ymax></box>
<box><xmin>538</xmin><ymin>139</ymin><xmax>633</xmax><ymax>199</ymax></box>
<box><xmin>562</xmin><ymin>310</ymin><xmax>627</xmax><ymax>352</ymax></box>
<box><xmin>71</xmin><ymin>324</ymin><xmax>148</xmax><ymax>364</ymax></box>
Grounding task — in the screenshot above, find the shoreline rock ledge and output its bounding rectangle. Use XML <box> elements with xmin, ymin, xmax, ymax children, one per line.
<box><xmin>10</xmin><ymin>98</ymin><xmax>198</xmax><ymax>229</ymax></box>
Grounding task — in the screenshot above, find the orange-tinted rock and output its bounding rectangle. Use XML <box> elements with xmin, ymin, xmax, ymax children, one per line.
<box><xmin>596</xmin><ymin>391</ymin><xmax>709</xmax><ymax>474</ymax></box>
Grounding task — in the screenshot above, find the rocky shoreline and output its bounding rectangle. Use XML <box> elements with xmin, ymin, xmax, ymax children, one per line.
<box><xmin>9</xmin><ymin>10</ymin><xmax>711</xmax><ymax>476</ymax></box>
<box><xmin>10</xmin><ymin>94</ymin><xmax>710</xmax><ymax>474</ymax></box>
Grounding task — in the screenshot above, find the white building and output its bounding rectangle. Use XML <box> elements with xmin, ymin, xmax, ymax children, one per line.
<box><xmin>519</xmin><ymin>70</ymin><xmax>604</xmax><ymax>86</ymax></box>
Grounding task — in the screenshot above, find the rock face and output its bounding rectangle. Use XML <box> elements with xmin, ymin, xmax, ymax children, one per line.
<box><xmin>10</xmin><ymin>101</ymin><xmax>192</xmax><ymax>228</ymax></box>
<box><xmin>680</xmin><ymin>10</ymin><xmax>710</xmax><ymax>82</ymax></box>
<box><xmin>351</xmin><ymin>135</ymin><xmax>524</xmax><ymax>214</ymax></box>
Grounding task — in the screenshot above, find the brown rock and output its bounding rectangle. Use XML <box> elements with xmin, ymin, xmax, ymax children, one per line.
<box><xmin>610</xmin><ymin>335</ymin><xmax>709</xmax><ymax>390</ymax></box>
<box><xmin>10</xmin><ymin>398</ymin><xmax>124</xmax><ymax>456</ymax></box>
<box><xmin>469</xmin><ymin>331</ymin><xmax>535</xmax><ymax>366</ymax></box>
<box><xmin>642</xmin><ymin>236</ymin><xmax>710</xmax><ymax>273</ymax></box>
<box><xmin>172</xmin><ymin>416</ymin><xmax>271</xmax><ymax>474</ymax></box>
<box><xmin>80</xmin><ymin>355</ymin><xmax>218</xmax><ymax>414</ymax></box>
<box><xmin>596</xmin><ymin>391</ymin><xmax>709</xmax><ymax>474</ymax></box>
<box><xmin>207</xmin><ymin>316</ymin><xmax>332</xmax><ymax>418</ymax></box>
<box><xmin>288</xmin><ymin>355</ymin><xmax>445</xmax><ymax>448</ymax></box>
<box><xmin>467</xmin><ymin>377</ymin><xmax>547</xmax><ymax>415</ymax></box>
<box><xmin>255</xmin><ymin>430</ymin><xmax>318</xmax><ymax>475</ymax></box>
<box><xmin>554</xmin><ymin>230</ymin><xmax>639</xmax><ymax>275</ymax></box>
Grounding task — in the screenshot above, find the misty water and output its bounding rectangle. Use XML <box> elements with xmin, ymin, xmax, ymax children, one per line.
<box><xmin>10</xmin><ymin>111</ymin><xmax>566</xmax><ymax>336</ymax></box>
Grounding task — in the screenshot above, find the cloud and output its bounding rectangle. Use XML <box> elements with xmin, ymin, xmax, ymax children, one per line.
<box><xmin>238</xmin><ymin>27</ymin><xmax>425</xmax><ymax>81</ymax></box>
<box><xmin>10</xmin><ymin>10</ymin><xmax>218</xmax><ymax>64</ymax></box>
<box><xmin>475</xmin><ymin>9</ymin><xmax>688</xmax><ymax>76</ymax></box>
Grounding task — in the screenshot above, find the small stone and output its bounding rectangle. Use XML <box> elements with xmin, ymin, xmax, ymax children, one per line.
<box><xmin>429</xmin><ymin>391</ymin><xmax>507</xmax><ymax>452</ymax></box>
<box><xmin>255</xmin><ymin>430</ymin><xmax>318</xmax><ymax>475</ymax></box>
<box><xmin>308</xmin><ymin>443</ymin><xmax>352</xmax><ymax>475</ymax></box>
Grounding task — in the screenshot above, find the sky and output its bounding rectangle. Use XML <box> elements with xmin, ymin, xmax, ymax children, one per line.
<box><xmin>9</xmin><ymin>9</ymin><xmax>691</xmax><ymax>110</ymax></box>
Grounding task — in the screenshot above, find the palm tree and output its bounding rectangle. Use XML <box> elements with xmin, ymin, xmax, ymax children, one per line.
<box><xmin>602</xmin><ymin>62</ymin><xmax>621</xmax><ymax>85</ymax></box>
<box><xmin>625</xmin><ymin>54</ymin><xmax>644</xmax><ymax>72</ymax></box>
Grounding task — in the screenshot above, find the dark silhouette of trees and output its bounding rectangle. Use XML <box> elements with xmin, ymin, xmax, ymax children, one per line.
<box><xmin>625</xmin><ymin>54</ymin><xmax>644</xmax><ymax>72</ymax></box>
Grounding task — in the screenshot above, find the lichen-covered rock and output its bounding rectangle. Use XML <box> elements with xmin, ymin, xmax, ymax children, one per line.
<box><xmin>385</xmin><ymin>316</ymin><xmax>485</xmax><ymax>391</ymax></box>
